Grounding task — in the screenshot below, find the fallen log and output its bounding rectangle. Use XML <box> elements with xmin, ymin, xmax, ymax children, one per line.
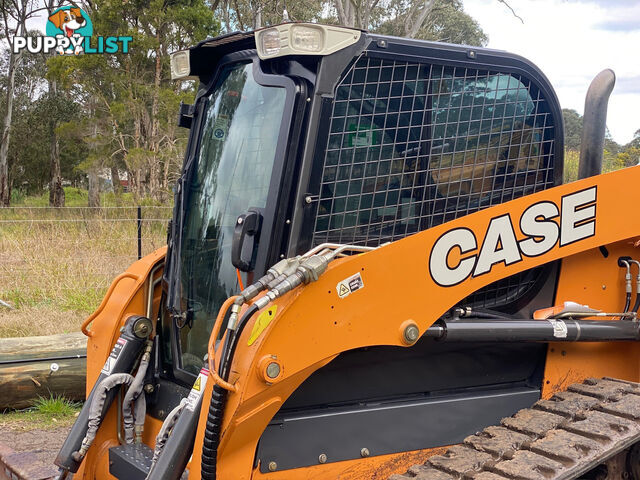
<box><xmin>0</xmin><ymin>332</ymin><xmax>86</xmax><ymax>410</ymax></box>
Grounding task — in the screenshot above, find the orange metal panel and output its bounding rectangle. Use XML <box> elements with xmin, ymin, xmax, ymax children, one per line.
<box><xmin>77</xmin><ymin>248</ymin><xmax>166</xmax><ymax>479</ymax></box>
<box><xmin>542</xmin><ymin>241</ymin><xmax>640</xmax><ymax>398</ymax></box>
<box><xmin>186</xmin><ymin>166</ymin><xmax>640</xmax><ymax>480</ymax></box>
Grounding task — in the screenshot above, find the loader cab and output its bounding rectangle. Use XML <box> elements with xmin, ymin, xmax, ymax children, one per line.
<box><xmin>156</xmin><ymin>23</ymin><xmax>564</xmax><ymax>468</ymax></box>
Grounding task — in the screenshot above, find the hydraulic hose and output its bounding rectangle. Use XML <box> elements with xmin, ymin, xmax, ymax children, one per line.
<box><xmin>629</xmin><ymin>260</ymin><xmax>640</xmax><ymax>314</ymax></box>
<box><xmin>624</xmin><ymin>293</ymin><xmax>632</xmax><ymax>313</ymax></box>
<box><xmin>621</xmin><ymin>260</ymin><xmax>632</xmax><ymax>313</ymax></box>
<box><xmin>456</xmin><ymin>307</ymin><xmax>514</xmax><ymax>320</ymax></box>
<box><xmin>148</xmin><ymin>398</ymin><xmax>187</xmax><ymax>474</ymax></box>
<box><xmin>201</xmin><ymin>304</ymin><xmax>259</xmax><ymax>479</ymax></box>
<box><xmin>72</xmin><ymin>373</ymin><xmax>134</xmax><ymax>462</ymax></box>
<box><xmin>207</xmin><ymin>296</ymin><xmax>239</xmax><ymax>392</ymax></box>
<box><xmin>123</xmin><ymin>341</ymin><xmax>152</xmax><ymax>444</ymax></box>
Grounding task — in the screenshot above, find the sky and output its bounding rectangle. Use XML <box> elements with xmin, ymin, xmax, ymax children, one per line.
<box><xmin>463</xmin><ymin>0</ymin><xmax>640</xmax><ymax>145</ymax></box>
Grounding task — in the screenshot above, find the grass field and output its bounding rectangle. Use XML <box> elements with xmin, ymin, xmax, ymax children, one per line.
<box><xmin>0</xmin><ymin>188</ymin><xmax>171</xmax><ymax>338</ymax></box>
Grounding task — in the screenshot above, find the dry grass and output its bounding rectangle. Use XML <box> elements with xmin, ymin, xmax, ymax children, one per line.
<box><xmin>0</xmin><ymin>205</ymin><xmax>170</xmax><ymax>338</ymax></box>
<box><xmin>0</xmin><ymin>306</ymin><xmax>85</xmax><ymax>338</ymax></box>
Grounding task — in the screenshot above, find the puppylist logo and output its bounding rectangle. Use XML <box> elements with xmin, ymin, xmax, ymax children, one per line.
<box><xmin>12</xmin><ymin>5</ymin><xmax>132</xmax><ymax>55</ymax></box>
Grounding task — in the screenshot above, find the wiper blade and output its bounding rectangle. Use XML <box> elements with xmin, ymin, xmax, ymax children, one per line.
<box><xmin>165</xmin><ymin>174</ymin><xmax>188</xmax><ymax>319</ymax></box>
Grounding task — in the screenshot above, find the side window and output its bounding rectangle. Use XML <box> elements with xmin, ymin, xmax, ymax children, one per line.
<box><xmin>312</xmin><ymin>57</ymin><xmax>555</xmax><ymax>247</ymax></box>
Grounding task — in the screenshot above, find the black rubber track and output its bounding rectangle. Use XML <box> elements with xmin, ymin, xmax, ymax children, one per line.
<box><xmin>390</xmin><ymin>377</ymin><xmax>640</xmax><ymax>480</ymax></box>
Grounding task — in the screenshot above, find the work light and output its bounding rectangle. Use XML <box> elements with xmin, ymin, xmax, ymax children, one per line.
<box><xmin>256</xmin><ymin>23</ymin><xmax>361</xmax><ymax>60</ymax></box>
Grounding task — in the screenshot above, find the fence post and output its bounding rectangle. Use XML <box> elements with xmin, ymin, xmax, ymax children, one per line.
<box><xmin>137</xmin><ymin>205</ymin><xmax>142</xmax><ymax>260</ymax></box>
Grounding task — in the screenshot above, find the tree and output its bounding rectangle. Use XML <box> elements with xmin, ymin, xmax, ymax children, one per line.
<box><xmin>376</xmin><ymin>0</ymin><xmax>487</xmax><ymax>45</ymax></box>
<box><xmin>0</xmin><ymin>0</ymin><xmax>38</xmax><ymax>205</ymax></box>
<box><xmin>46</xmin><ymin>0</ymin><xmax>64</xmax><ymax>207</ymax></box>
<box><xmin>562</xmin><ymin>108</ymin><xmax>582</xmax><ymax>151</ymax></box>
<box><xmin>212</xmin><ymin>0</ymin><xmax>324</xmax><ymax>32</ymax></box>
<box><xmin>50</xmin><ymin>0</ymin><xmax>220</xmax><ymax>202</ymax></box>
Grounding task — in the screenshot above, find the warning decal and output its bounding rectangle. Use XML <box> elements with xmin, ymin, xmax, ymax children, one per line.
<box><xmin>336</xmin><ymin>273</ymin><xmax>364</xmax><ymax>299</ymax></box>
<box><xmin>185</xmin><ymin>367</ymin><xmax>209</xmax><ymax>412</ymax></box>
<box><xmin>100</xmin><ymin>338</ymin><xmax>127</xmax><ymax>375</ymax></box>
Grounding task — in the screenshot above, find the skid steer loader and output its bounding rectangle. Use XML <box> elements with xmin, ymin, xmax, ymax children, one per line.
<box><xmin>54</xmin><ymin>23</ymin><xmax>640</xmax><ymax>480</ymax></box>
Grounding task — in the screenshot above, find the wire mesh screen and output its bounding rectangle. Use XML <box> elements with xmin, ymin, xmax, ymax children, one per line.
<box><xmin>312</xmin><ymin>55</ymin><xmax>557</xmax><ymax>309</ymax></box>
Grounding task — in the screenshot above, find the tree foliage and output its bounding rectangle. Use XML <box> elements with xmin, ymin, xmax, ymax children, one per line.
<box><xmin>562</xmin><ymin>108</ymin><xmax>638</xmax><ymax>183</ymax></box>
<box><xmin>0</xmin><ymin>0</ymin><xmax>539</xmax><ymax>205</ymax></box>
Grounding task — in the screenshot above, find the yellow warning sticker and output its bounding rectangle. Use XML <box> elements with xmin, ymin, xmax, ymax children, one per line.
<box><xmin>336</xmin><ymin>272</ymin><xmax>364</xmax><ymax>299</ymax></box>
<box><xmin>185</xmin><ymin>367</ymin><xmax>208</xmax><ymax>412</ymax></box>
<box><xmin>248</xmin><ymin>306</ymin><xmax>278</xmax><ymax>346</ymax></box>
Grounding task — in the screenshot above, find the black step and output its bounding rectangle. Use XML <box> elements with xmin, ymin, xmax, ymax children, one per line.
<box><xmin>109</xmin><ymin>443</ymin><xmax>153</xmax><ymax>479</ymax></box>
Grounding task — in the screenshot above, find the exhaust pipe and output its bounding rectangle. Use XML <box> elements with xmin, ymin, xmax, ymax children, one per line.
<box><xmin>578</xmin><ymin>69</ymin><xmax>615</xmax><ymax>179</ymax></box>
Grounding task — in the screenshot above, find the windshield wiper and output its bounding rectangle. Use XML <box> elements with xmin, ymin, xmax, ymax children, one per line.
<box><xmin>165</xmin><ymin>173</ymin><xmax>188</xmax><ymax>323</ymax></box>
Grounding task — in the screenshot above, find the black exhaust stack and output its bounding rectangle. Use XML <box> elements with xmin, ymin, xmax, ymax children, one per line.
<box><xmin>578</xmin><ymin>69</ymin><xmax>616</xmax><ymax>179</ymax></box>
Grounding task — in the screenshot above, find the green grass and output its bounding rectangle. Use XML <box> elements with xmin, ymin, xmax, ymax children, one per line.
<box><xmin>10</xmin><ymin>187</ymin><xmax>169</xmax><ymax>207</ymax></box>
<box><xmin>34</xmin><ymin>395</ymin><xmax>81</xmax><ymax>416</ymax></box>
<box><xmin>0</xmin><ymin>396</ymin><xmax>82</xmax><ymax>430</ymax></box>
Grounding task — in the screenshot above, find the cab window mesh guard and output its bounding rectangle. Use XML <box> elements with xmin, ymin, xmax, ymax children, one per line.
<box><xmin>312</xmin><ymin>56</ymin><xmax>557</xmax><ymax>309</ymax></box>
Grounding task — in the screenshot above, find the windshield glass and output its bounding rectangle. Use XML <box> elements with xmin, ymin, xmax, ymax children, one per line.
<box><xmin>178</xmin><ymin>61</ymin><xmax>286</xmax><ymax>373</ymax></box>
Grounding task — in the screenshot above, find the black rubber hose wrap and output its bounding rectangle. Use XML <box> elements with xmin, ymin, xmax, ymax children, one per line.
<box><xmin>201</xmin><ymin>304</ymin><xmax>259</xmax><ymax>479</ymax></box>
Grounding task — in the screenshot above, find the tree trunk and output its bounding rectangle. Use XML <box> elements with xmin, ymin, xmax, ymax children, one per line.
<box><xmin>88</xmin><ymin>169</ymin><xmax>100</xmax><ymax>208</ymax></box>
<box><xmin>0</xmin><ymin>48</ymin><xmax>20</xmax><ymax>206</ymax></box>
<box><xmin>48</xmin><ymin>79</ymin><xmax>65</xmax><ymax>207</ymax></box>
<box><xmin>149</xmin><ymin>33</ymin><xmax>163</xmax><ymax>201</ymax></box>
<box><xmin>111</xmin><ymin>165</ymin><xmax>122</xmax><ymax>195</ymax></box>
<box><xmin>254</xmin><ymin>1</ymin><xmax>262</xmax><ymax>29</ymax></box>
<box><xmin>405</xmin><ymin>0</ymin><xmax>436</xmax><ymax>38</ymax></box>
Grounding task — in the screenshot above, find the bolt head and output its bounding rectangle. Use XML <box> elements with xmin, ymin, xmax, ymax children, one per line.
<box><xmin>360</xmin><ymin>447</ymin><xmax>370</xmax><ymax>457</ymax></box>
<box><xmin>404</xmin><ymin>324</ymin><xmax>420</xmax><ymax>343</ymax></box>
<box><xmin>266</xmin><ymin>362</ymin><xmax>281</xmax><ymax>379</ymax></box>
<box><xmin>305</xmin><ymin>196</ymin><xmax>312</xmax><ymax>204</ymax></box>
<box><xmin>318</xmin><ymin>453</ymin><xmax>327</xmax><ymax>464</ymax></box>
<box><xmin>237</xmin><ymin>217</ymin><xmax>244</xmax><ymax>224</ymax></box>
<box><xmin>144</xmin><ymin>384</ymin><xmax>155</xmax><ymax>393</ymax></box>
<box><xmin>268</xmin><ymin>461</ymin><xmax>277</xmax><ymax>471</ymax></box>
<box><xmin>133</xmin><ymin>318</ymin><xmax>152</xmax><ymax>338</ymax></box>
<box><xmin>50</xmin><ymin>362</ymin><xmax>59</xmax><ymax>373</ymax></box>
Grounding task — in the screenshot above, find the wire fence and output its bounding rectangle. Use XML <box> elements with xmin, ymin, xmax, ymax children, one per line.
<box><xmin>0</xmin><ymin>206</ymin><xmax>173</xmax><ymax>317</ymax></box>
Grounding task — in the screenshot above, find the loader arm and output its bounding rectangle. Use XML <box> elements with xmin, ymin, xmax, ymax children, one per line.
<box><xmin>191</xmin><ymin>165</ymin><xmax>640</xmax><ymax>479</ymax></box>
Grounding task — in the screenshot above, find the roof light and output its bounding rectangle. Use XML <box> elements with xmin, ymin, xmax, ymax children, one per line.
<box><xmin>256</xmin><ymin>23</ymin><xmax>361</xmax><ymax>60</ymax></box>
<box><xmin>261</xmin><ymin>28</ymin><xmax>281</xmax><ymax>56</ymax></box>
<box><xmin>291</xmin><ymin>25</ymin><xmax>323</xmax><ymax>52</ymax></box>
<box><xmin>170</xmin><ymin>50</ymin><xmax>191</xmax><ymax>80</ymax></box>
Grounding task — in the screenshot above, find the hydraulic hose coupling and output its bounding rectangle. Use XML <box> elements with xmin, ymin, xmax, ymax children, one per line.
<box><xmin>254</xmin><ymin>254</ymin><xmax>332</xmax><ymax>310</ymax></box>
<box><xmin>268</xmin><ymin>256</ymin><xmax>302</xmax><ymax>278</ymax></box>
<box><xmin>229</xmin><ymin>257</ymin><xmax>304</xmax><ymax>328</ymax></box>
<box><xmin>622</xmin><ymin>260</ymin><xmax>632</xmax><ymax>294</ymax></box>
<box><xmin>228</xmin><ymin>303</ymin><xmax>242</xmax><ymax>331</ymax></box>
<box><xmin>630</xmin><ymin>260</ymin><xmax>640</xmax><ymax>292</ymax></box>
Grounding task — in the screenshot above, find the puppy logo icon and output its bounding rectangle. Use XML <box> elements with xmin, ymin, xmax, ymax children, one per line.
<box><xmin>12</xmin><ymin>4</ymin><xmax>130</xmax><ymax>55</ymax></box>
<box><xmin>45</xmin><ymin>6</ymin><xmax>93</xmax><ymax>55</ymax></box>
